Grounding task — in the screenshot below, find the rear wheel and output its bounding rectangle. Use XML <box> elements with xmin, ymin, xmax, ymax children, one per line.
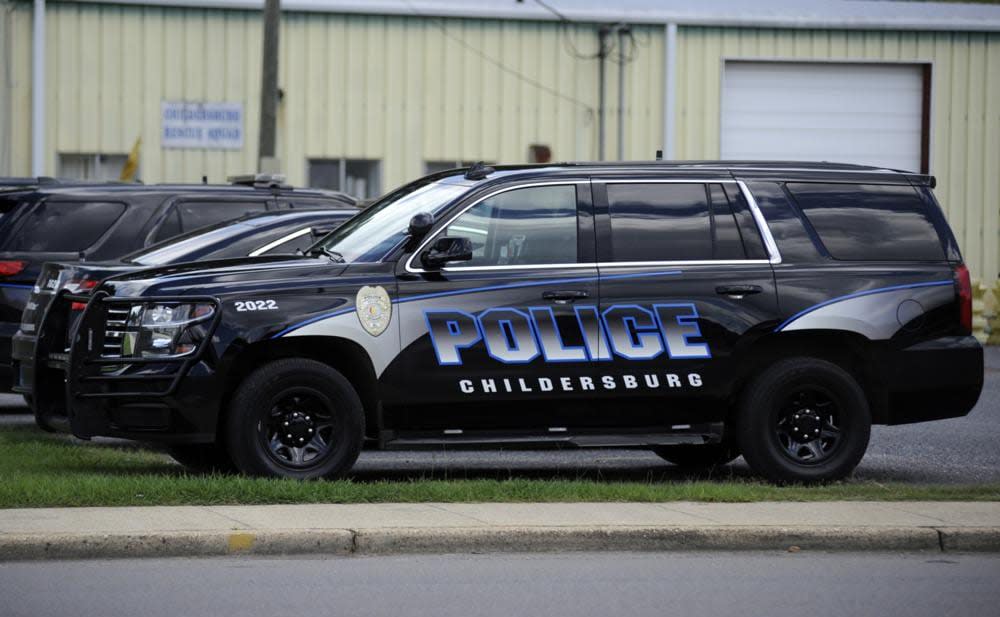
<box><xmin>225</xmin><ymin>358</ymin><xmax>364</xmax><ymax>480</ymax></box>
<box><xmin>653</xmin><ymin>443</ymin><xmax>740</xmax><ymax>469</ymax></box>
<box><xmin>738</xmin><ymin>357</ymin><xmax>870</xmax><ymax>484</ymax></box>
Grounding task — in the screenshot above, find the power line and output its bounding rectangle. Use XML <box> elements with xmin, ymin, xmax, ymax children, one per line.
<box><xmin>403</xmin><ymin>0</ymin><xmax>595</xmax><ymax>115</ymax></box>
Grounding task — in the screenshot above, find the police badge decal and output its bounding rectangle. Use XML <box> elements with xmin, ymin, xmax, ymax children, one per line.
<box><xmin>356</xmin><ymin>285</ymin><xmax>392</xmax><ymax>336</ymax></box>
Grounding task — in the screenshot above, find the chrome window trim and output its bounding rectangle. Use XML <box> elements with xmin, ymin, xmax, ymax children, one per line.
<box><xmin>404</xmin><ymin>180</ymin><xmax>590</xmax><ymax>274</ymax></box>
<box><xmin>403</xmin><ymin>177</ymin><xmax>783</xmax><ymax>273</ymax></box>
<box><xmin>736</xmin><ymin>180</ymin><xmax>783</xmax><ymax>264</ymax></box>
<box><xmin>248</xmin><ymin>228</ymin><xmax>313</xmax><ymax>256</ymax></box>
<box><xmin>598</xmin><ymin>259</ymin><xmax>771</xmax><ymax>268</ymax></box>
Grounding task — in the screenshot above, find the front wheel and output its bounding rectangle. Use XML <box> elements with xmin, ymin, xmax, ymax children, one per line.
<box><xmin>225</xmin><ymin>358</ymin><xmax>364</xmax><ymax>480</ymax></box>
<box><xmin>737</xmin><ymin>357</ymin><xmax>871</xmax><ymax>484</ymax></box>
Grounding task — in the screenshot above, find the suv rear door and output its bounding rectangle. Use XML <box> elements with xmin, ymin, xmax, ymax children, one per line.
<box><xmin>592</xmin><ymin>177</ymin><xmax>780</xmax><ymax>427</ymax></box>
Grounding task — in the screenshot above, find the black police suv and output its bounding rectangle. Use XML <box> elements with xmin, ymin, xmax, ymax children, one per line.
<box><xmin>39</xmin><ymin>162</ymin><xmax>982</xmax><ymax>483</ymax></box>
<box><xmin>0</xmin><ymin>176</ymin><xmax>355</xmax><ymax>390</ymax></box>
<box><xmin>14</xmin><ymin>208</ymin><xmax>356</xmax><ymax>429</ymax></box>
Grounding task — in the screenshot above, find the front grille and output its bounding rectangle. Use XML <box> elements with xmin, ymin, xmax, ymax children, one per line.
<box><xmin>102</xmin><ymin>306</ymin><xmax>132</xmax><ymax>358</ymax></box>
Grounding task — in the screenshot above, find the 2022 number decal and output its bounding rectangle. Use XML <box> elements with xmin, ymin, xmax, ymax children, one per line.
<box><xmin>234</xmin><ymin>299</ymin><xmax>279</xmax><ymax>312</ymax></box>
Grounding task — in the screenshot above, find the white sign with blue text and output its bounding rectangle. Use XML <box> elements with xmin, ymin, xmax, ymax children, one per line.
<box><xmin>161</xmin><ymin>101</ymin><xmax>244</xmax><ymax>150</ymax></box>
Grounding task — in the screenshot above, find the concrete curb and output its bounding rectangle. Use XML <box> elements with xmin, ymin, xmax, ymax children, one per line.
<box><xmin>3</xmin><ymin>525</ymin><xmax>997</xmax><ymax>561</ymax></box>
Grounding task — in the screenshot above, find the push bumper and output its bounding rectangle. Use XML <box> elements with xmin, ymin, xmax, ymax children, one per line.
<box><xmin>64</xmin><ymin>292</ymin><xmax>224</xmax><ymax>443</ymax></box>
<box><xmin>882</xmin><ymin>335</ymin><xmax>983</xmax><ymax>425</ymax></box>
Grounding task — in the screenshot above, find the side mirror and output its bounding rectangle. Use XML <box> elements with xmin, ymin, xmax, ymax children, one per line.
<box><xmin>421</xmin><ymin>236</ymin><xmax>473</xmax><ymax>269</ymax></box>
<box><xmin>408</xmin><ymin>212</ymin><xmax>435</xmax><ymax>239</ymax></box>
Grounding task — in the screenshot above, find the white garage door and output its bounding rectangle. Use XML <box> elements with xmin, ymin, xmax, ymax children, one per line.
<box><xmin>721</xmin><ymin>62</ymin><xmax>925</xmax><ymax>172</ymax></box>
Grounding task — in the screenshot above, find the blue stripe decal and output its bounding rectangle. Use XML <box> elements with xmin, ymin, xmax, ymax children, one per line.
<box><xmin>0</xmin><ymin>283</ymin><xmax>32</xmax><ymax>290</ymax></box>
<box><xmin>273</xmin><ymin>269</ymin><xmax>683</xmax><ymax>338</ymax></box>
<box><xmin>271</xmin><ymin>307</ymin><xmax>355</xmax><ymax>339</ymax></box>
<box><xmin>774</xmin><ymin>280</ymin><xmax>952</xmax><ymax>332</ymax></box>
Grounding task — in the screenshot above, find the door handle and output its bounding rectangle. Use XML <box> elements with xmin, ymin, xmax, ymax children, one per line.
<box><xmin>715</xmin><ymin>284</ymin><xmax>763</xmax><ymax>299</ymax></box>
<box><xmin>542</xmin><ymin>290</ymin><xmax>589</xmax><ymax>304</ymax></box>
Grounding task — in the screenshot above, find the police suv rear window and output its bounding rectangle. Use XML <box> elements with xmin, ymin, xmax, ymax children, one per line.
<box><xmin>787</xmin><ymin>183</ymin><xmax>945</xmax><ymax>261</ymax></box>
<box><xmin>5</xmin><ymin>201</ymin><xmax>126</xmax><ymax>252</ymax></box>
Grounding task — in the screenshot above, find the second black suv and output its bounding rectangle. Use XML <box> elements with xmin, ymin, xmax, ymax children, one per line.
<box><xmin>0</xmin><ymin>176</ymin><xmax>355</xmax><ymax>389</ymax></box>
<box><xmin>36</xmin><ymin>162</ymin><xmax>984</xmax><ymax>483</ymax></box>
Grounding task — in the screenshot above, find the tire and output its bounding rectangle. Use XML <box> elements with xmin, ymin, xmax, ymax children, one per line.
<box><xmin>653</xmin><ymin>443</ymin><xmax>740</xmax><ymax>469</ymax></box>
<box><xmin>33</xmin><ymin>413</ymin><xmax>58</xmax><ymax>433</ymax></box>
<box><xmin>167</xmin><ymin>444</ymin><xmax>236</xmax><ymax>474</ymax></box>
<box><xmin>225</xmin><ymin>358</ymin><xmax>364</xmax><ymax>480</ymax></box>
<box><xmin>737</xmin><ymin>357</ymin><xmax>870</xmax><ymax>484</ymax></box>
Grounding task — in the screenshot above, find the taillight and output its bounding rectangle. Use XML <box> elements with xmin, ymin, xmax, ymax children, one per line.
<box><xmin>68</xmin><ymin>279</ymin><xmax>99</xmax><ymax>311</ymax></box>
<box><xmin>0</xmin><ymin>260</ymin><xmax>26</xmax><ymax>277</ymax></box>
<box><xmin>954</xmin><ymin>264</ymin><xmax>972</xmax><ymax>335</ymax></box>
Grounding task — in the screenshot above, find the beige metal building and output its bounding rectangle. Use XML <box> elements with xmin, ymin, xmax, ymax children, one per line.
<box><xmin>1</xmin><ymin>0</ymin><xmax>999</xmax><ymax>337</ymax></box>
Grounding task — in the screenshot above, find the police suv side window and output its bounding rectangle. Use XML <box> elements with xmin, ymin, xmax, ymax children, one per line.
<box><xmin>443</xmin><ymin>185</ymin><xmax>578</xmax><ymax>267</ymax></box>
<box><xmin>786</xmin><ymin>183</ymin><xmax>946</xmax><ymax>261</ymax></box>
<box><xmin>606</xmin><ymin>183</ymin><xmax>714</xmax><ymax>261</ymax></box>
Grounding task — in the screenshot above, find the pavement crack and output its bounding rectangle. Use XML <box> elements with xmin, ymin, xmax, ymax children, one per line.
<box><xmin>203</xmin><ymin>507</ymin><xmax>255</xmax><ymax>529</ymax></box>
<box><xmin>426</xmin><ymin>504</ymin><xmax>492</xmax><ymax>525</ymax></box>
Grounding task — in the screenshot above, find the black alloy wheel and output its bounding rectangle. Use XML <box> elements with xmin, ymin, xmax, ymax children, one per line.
<box><xmin>262</xmin><ymin>389</ymin><xmax>337</xmax><ymax>468</ymax></box>
<box><xmin>738</xmin><ymin>357</ymin><xmax>871</xmax><ymax>484</ymax></box>
<box><xmin>774</xmin><ymin>386</ymin><xmax>843</xmax><ymax>465</ymax></box>
<box><xmin>226</xmin><ymin>358</ymin><xmax>364</xmax><ymax>480</ymax></box>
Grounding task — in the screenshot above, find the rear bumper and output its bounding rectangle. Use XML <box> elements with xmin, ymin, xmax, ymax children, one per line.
<box><xmin>0</xmin><ymin>321</ymin><xmax>19</xmax><ymax>391</ymax></box>
<box><xmin>882</xmin><ymin>335</ymin><xmax>983</xmax><ymax>425</ymax></box>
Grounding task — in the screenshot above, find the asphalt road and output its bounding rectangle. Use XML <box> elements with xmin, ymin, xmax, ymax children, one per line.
<box><xmin>2</xmin><ymin>552</ymin><xmax>999</xmax><ymax>617</ymax></box>
<box><xmin>2</xmin><ymin>346</ymin><xmax>997</xmax><ymax>484</ymax></box>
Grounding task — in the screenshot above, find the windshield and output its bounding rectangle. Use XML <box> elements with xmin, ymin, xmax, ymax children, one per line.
<box><xmin>129</xmin><ymin>222</ymin><xmax>257</xmax><ymax>265</ymax></box>
<box><xmin>310</xmin><ymin>180</ymin><xmax>469</xmax><ymax>263</ymax></box>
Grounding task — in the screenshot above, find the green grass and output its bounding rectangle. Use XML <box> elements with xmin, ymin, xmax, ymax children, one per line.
<box><xmin>1</xmin><ymin>423</ymin><xmax>998</xmax><ymax>508</ymax></box>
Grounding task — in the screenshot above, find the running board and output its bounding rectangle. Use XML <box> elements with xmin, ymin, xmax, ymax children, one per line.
<box><xmin>379</xmin><ymin>423</ymin><xmax>723</xmax><ymax>450</ymax></box>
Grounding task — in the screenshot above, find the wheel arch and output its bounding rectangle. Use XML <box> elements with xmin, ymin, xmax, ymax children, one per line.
<box><xmin>220</xmin><ymin>335</ymin><xmax>381</xmax><ymax>439</ymax></box>
<box><xmin>733</xmin><ymin>329</ymin><xmax>889</xmax><ymax>424</ymax></box>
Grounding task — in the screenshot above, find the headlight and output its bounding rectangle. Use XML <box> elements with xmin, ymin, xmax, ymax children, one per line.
<box><xmin>116</xmin><ymin>302</ymin><xmax>215</xmax><ymax>359</ymax></box>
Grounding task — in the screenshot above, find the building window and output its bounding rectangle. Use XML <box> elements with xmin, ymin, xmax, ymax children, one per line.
<box><xmin>59</xmin><ymin>153</ymin><xmax>129</xmax><ymax>181</ymax></box>
<box><xmin>308</xmin><ymin>158</ymin><xmax>381</xmax><ymax>199</ymax></box>
<box><xmin>425</xmin><ymin>160</ymin><xmax>490</xmax><ymax>175</ymax></box>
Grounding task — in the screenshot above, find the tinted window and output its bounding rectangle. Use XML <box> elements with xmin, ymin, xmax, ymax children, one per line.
<box><xmin>6</xmin><ymin>201</ymin><xmax>126</xmax><ymax>252</ymax></box>
<box><xmin>721</xmin><ymin>184</ymin><xmax>768</xmax><ymax>260</ymax></box>
<box><xmin>152</xmin><ymin>207</ymin><xmax>182</xmax><ymax>243</ymax></box>
<box><xmin>177</xmin><ymin>201</ymin><xmax>268</xmax><ymax>234</ymax></box>
<box><xmin>708</xmin><ymin>184</ymin><xmax>745</xmax><ymax>260</ymax></box>
<box><xmin>443</xmin><ymin>185</ymin><xmax>578</xmax><ymax>267</ymax></box>
<box><xmin>607</xmin><ymin>183</ymin><xmax>711</xmax><ymax>261</ymax></box>
<box><xmin>787</xmin><ymin>183</ymin><xmax>945</xmax><ymax>261</ymax></box>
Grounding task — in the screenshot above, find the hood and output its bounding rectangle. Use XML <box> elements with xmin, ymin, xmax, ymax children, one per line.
<box><xmin>99</xmin><ymin>254</ymin><xmax>355</xmax><ymax>298</ymax></box>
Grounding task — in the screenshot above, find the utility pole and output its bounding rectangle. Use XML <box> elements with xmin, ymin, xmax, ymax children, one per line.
<box><xmin>596</xmin><ymin>25</ymin><xmax>611</xmax><ymax>161</ymax></box>
<box><xmin>258</xmin><ymin>0</ymin><xmax>280</xmax><ymax>173</ymax></box>
<box><xmin>617</xmin><ymin>25</ymin><xmax>629</xmax><ymax>161</ymax></box>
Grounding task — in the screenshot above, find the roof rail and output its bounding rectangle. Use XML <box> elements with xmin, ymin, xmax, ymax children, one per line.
<box><xmin>227</xmin><ymin>173</ymin><xmax>291</xmax><ymax>189</ymax></box>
